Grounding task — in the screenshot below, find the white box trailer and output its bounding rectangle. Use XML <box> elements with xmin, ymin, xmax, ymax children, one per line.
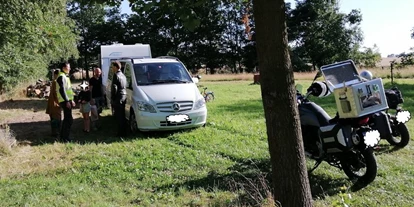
<box><xmin>100</xmin><ymin>43</ymin><xmax>152</xmax><ymax>86</ymax></box>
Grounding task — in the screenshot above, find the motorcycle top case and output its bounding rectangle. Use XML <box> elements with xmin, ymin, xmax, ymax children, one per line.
<box><xmin>320</xmin><ymin>60</ymin><xmax>388</xmax><ymax>118</ymax></box>
<box><xmin>319</xmin><ymin>124</ymin><xmax>353</xmax><ymax>153</ymax></box>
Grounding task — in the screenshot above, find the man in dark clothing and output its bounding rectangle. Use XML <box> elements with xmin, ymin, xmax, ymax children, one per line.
<box><xmin>89</xmin><ymin>67</ymin><xmax>104</xmax><ymax>113</ymax></box>
<box><xmin>111</xmin><ymin>61</ymin><xmax>127</xmax><ymax>137</ymax></box>
<box><xmin>56</xmin><ymin>62</ymin><xmax>75</xmax><ymax>142</ymax></box>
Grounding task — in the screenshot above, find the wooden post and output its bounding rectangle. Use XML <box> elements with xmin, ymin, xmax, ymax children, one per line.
<box><xmin>390</xmin><ymin>62</ymin><xmax>394</xmax><ymax>85</ymax></box>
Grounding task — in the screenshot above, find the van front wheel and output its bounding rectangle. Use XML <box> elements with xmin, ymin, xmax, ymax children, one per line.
<box><xmin>129</xmin><ymin>110</ymin><xmax>139</xmax><ymax>134</ymax></box>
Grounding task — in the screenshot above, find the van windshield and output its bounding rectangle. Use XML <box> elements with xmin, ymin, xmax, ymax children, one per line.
<box><xmin>133</xmin><ymin>62</ymin><xmax>193</xmax><ymax>85</ymax></box>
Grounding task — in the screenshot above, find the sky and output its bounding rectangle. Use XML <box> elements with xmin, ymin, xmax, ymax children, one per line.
<box><xmin>121</xmin><ymin>0</ymin><xmax>414</xmax><ymax>57</ymax></box>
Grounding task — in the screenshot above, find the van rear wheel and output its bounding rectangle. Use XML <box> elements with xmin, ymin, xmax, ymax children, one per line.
<box><xmin>129</xmin><ymin>110</ymin><xmax>139</xmax><ymax>134</ymax></box>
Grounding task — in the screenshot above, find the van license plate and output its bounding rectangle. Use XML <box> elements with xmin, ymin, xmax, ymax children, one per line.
<box><xmin>167</xmin><ymin>114</ymin><xmax>189</xmax><ymax>123</ymax></box>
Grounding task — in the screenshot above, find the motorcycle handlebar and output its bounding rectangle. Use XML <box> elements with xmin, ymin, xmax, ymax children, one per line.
<box><xmin>296</xmin><ymin>91</ymin><xmax>313</xmax><ymax>105</ymax></box>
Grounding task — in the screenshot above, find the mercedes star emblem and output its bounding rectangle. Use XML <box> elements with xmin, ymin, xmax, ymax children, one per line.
<box><xmin>172</xmin><ymin>103</ymin><xmax>180</xmax><ymax>111</ymax></box>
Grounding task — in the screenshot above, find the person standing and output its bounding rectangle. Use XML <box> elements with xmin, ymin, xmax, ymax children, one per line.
<box><xmin>89</xmin><ymin>67</ymin><xmax>104</xmax><ymax>113</ymax></box>
<box><xmin>78</xmin><ymin>81</ymin><xmax>91</xmax><ymax>133</ymax></box>
<box><xmin>111</xmin><ymin>61</ymin><xmax>127</xmax><ymax>138</ymax></box>
<box><xmin>46</xmin><ymin>69</ymin><xmax>61</xmax><ymax>137</ymax></box>
<box><xmin>56</xmin><ymin>62</ymin><xmax>75</xmax><ymax>142</ymax></box>
<box><xmin>89</xmin><ymin>67</ymin><xmax>104</xmax><ymax>130</ymax></box>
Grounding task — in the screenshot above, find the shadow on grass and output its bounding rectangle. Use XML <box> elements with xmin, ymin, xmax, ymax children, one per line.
<box><xmin>0</xmin><ymin>98</ymin><xmax>47</xmax><ymax>112</ymax></box>
<box><xmin>154</xmin><ymin>154</ymin><xmax>352</xmax><ymax>205</ymax></box>
<box><xmin>7</xmin><ymin>113</ymin><xmax>178</xmax><ymax>146</ymax></box>
<box><xmin>7</xmin><ymin>119</ymin><xmax>58</xmax><ymax>145</ymax></box>
<box><xmin>308</xmin><ymin>172</ymin><xmax>349</xmax><ymax>198</ymax></box>
<box><xmin>373</xmin><ymin>143</ymin><xmax>403</xmax><ymax>155</ymax></box>
<box><xmin>156</xmin><ymin>156</ymin><xmax>274</xmax><ymax>206</ymax></box>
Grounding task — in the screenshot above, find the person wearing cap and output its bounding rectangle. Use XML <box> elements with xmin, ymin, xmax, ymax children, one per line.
<box><xmin>56</xmin><ymin>62</ymin><xmax>76</xmax><ymax>142</ymax></box>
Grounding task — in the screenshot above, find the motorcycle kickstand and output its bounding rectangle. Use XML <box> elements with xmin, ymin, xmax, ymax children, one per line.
<box><xmin>308</xmin><ymin>160</ymin><xmax>323</xmax><ymax>174</ymax></box>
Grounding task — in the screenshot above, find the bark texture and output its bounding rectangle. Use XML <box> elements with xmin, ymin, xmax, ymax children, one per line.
<box><xmin>253</xmin><ymin>0</ymin><xmax>313</xmax><ymax>206</ymax></box>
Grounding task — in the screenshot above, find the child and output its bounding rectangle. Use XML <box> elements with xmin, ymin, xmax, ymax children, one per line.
<box><xmin>78</xmin><ymin>81</ymin><xmax>91</xmax><ymax>133</ymax></box>
<box><xmin>90</xmin><ymin>99</ymin><xmax>99</xmax><ymax>130</ymax></box>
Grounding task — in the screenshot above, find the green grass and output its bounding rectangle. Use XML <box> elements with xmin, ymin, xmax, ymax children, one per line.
<box><xmin>1</xmin><ymin>79</ymin><xmax>414</xmax><ymax>206</ymax></box>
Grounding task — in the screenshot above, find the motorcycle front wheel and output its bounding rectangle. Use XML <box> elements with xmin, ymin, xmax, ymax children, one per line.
<box><xmin>340</xmin><ymin>147</ymin><xmax>377</xmax><ymax>185</ymax></box>
<box><xmin>387</xmin><ymin>123</ymin><xmax>410</xmax><ymax>148</ymax></box>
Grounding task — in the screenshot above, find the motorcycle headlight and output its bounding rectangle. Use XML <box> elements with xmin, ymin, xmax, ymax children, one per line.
<box><xmin>363</xmin><ymin>130</ymin><xmax>380</xmax><ymax>147</ymax></box>
<box><xmin>396</xmin><ymin>110</ymin><xmax>411</xmax><ymax>124</ymax></box>
<box><xmin>194</xmin><ymin>97</ymin><xmax>206</xmax><ymax>110</ymax></box>
<box><xmin>137</xmin><ymin>101</ymin><xmax>156</xmax><ymax>113</ymax></box>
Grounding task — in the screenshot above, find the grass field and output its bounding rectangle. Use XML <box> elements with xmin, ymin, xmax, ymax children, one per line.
<box><xmin>194</xmin><ymin>66</ymin><xmax>414</xmax><ymax>82</ymax></box>
<box><xmin>1</xmin><ymin>78</ymin><xmax>414</xmax><ymax>206</ymax></box>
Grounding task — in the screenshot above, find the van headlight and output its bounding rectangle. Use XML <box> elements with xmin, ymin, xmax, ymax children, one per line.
<box><xmin>194</xmin><ymin>97</ymin><xmax>206</xmax><ymax>110</ymax></box>
<box><xmin>137</xmin><ymin>101</ymin><xmax>156</xmax><ymax>113</ymax></box>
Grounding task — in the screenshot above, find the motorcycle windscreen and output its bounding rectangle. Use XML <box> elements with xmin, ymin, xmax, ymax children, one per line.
<box><xmin>319</xmin><ymin>124</ymin><xmax>353</xmax><ymax>153</ymax></box>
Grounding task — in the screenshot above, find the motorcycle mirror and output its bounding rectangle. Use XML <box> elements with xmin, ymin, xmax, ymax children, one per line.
<box><xmin>312</xmin><ymin>71</ymin><xmax>322</xmax><ymax>82</ymax></box>
<box><xmin>310</xmin><ymin>81</ymin><xmax>331</xmax><ymax>98</ymax></box>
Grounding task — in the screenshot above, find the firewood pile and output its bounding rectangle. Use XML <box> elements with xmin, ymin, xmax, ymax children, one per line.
<box><xmin>26</xmin><ymin>79</ymin><xmax>51</xmax><ymax>99</ymax></box>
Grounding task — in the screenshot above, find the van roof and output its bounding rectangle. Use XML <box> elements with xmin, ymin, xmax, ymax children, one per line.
<box><xmin>133</xmin><ymin>58</ymin><xmax>179</xmax><ymax>64</ymax></box>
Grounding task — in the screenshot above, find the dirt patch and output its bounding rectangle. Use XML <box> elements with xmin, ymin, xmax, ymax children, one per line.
<box><xmin>0</xmin><ymin>97</ymin><xmax>84</xmax><ymax>145</ymax></box>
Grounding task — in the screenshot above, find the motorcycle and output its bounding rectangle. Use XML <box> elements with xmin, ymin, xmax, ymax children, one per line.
<box><xmin>297</xmin><ymin>73</ymin><xmax>381</xmax><ymax>185</ymax></box>
<box><xmin>369</xmin><ymin>86</ymin><xmax>411</xmax><ymax>148</ymax></box>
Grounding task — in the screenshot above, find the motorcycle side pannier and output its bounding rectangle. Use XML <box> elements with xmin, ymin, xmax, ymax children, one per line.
<box><xmin>371</xmin><ymin>111</ymin><xmax>392</xmax><ymax>140</ymax></box>
<box><xmin>385</xmin><ymin>87</ymin><xmax>403</xmax><ymax>109</ymax></box>
<box><xmin>319</xmin><ymin>124</ymin><xmax>353</xmax><ymax>153</ymax></box>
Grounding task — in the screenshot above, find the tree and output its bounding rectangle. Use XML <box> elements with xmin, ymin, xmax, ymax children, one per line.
<box><xmin>350</xmin><ymin>44</ymin><xmax>381</xmax><ymax>68</ymax></box>
<box><xmin>89</xmin><ymin>0</ymin><xmax>314</xmax><ymax>204</ymax></box>
<box><xmin>253</xmin><ymin>0</ymin><xmax>312</xmax><ymax>205</ymax></box>
<box><xmin>92</xmin><ymin>0</ymin><xmax>245</xmax><ymax>74</ymax></box>
<box><xmin>288</xmin><ymin>0</ymin><xmax>363</xmax><ymax>70</ymax></box>
<box><xmin>0</xmin><ymin>0</ymin><xmax>78</xmax><ymax>93</ymax></box>
<box><xmin>67</xmin><ymin>1</ymin><xmax>129</xmax><ymax>78</ymax></box>
<box><xmin>411</xmin><ymin>27</ymin><xmax>414</xmax><ymax>39</ymax></box>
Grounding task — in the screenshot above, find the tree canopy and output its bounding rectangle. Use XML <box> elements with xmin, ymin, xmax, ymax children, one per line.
<box><xmin>0</xmin><ymin>0</ymin><xmax>78</xmax><ymax>92</ymax></box>
<box><xmin>1</xmin><ymin>0</ymin><xmax>402</xmax><ymax>94</ymax></box>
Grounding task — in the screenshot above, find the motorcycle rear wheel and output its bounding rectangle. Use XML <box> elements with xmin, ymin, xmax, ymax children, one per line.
<box><xmin>387</xmin><ymin>123</ymin><xmax>410</xmax><ymax>148</ymax></box>
<box><xmin>341</xmin><ymin>147</ymin><xmax>377</xmax><ymax>185</ymax></box>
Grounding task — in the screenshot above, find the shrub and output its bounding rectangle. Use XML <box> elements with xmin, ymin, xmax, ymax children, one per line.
<box><xmin>0</xmin><ymin>124</ymin><xmax>17</xmax><ymax>156</ymax></box>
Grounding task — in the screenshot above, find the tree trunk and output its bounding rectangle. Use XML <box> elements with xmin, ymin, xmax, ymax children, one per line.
<box><xmin>253</xmin><ymin>0</ymin><xmax>313</xmax><ymax>206</ymax></box>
